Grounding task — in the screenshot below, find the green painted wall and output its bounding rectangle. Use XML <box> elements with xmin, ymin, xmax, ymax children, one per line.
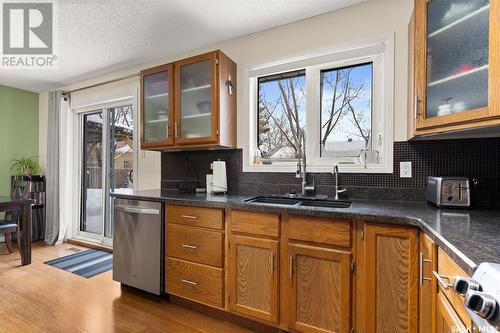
<box><xmin>0</xmin><ymin>85</ymin><xmax>39</xmax><ymax>197</ymax></box>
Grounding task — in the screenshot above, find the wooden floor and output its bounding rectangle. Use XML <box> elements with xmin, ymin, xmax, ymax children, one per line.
<box><xmin>0</xmin><ymin>242</ymin><xmax>256</xmax><ymax>333</ymax></box>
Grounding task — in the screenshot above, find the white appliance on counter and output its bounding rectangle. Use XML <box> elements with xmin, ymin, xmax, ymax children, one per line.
<box><xmin>209</xmin><ymin>160</ymin><xmax>227</xmax><ymax>194</ymax></box>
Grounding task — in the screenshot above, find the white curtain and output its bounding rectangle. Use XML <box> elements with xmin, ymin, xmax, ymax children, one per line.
<box><xmin>59</xmin><ymin>95</ymin><xmax>73</xmax><ymax>244</ymax></box>
<box><xmin>45</xmin><ymin>91</ymin><xmax>62</xmax><ymax>244</ymax></box>
<box><xmin>45</xmin><ymin>91</ymin><xmax>71</xmax><ymax>245</ymax></box>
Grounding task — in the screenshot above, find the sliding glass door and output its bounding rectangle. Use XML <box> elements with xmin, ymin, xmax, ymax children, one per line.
<box><xmin>80</xmin><ymin>105</ymin><xmax>134</xmax><ymax>244</ymax></box>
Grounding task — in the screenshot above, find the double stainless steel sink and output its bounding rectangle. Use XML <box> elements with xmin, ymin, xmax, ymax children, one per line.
<box><xmin>244</xmin><ymin>196</ymin><xmax>351</xmax><ymax>209</ymax></box>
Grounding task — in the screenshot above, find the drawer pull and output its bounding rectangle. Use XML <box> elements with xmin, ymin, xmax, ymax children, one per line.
<box><xmin>433</xmin><ymin>271</ymin><xmax>453</xmax><ymax>290</ymax></box>
<box><xmin>181</xmin><ymin>279</ymin><xmax>198</xmax><ymax>286</ymax></box>
<box><xmin>181</xmin><ymin>244</ymin><xmax>198</xmax><ymax>249</ymax></box>
<box><xmin>181</xmin><ymin>215</ymin><xmax>198</xmax><ymax>220</ymax></box>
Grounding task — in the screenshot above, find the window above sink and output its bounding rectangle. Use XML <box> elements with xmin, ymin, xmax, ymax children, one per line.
<box><xmin>241</xmin><ymin>36</ymin><xmax>395</xmax><ymax>174</ymax></box>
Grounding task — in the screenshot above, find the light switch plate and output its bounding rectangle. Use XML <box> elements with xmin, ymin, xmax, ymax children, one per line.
<box><xmin>400</xmin><ymin>161</ymin><xmax>412</xmax><ymax>178</ymax></box>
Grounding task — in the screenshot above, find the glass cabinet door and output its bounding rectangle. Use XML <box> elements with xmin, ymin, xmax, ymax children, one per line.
<box><xmin>425</xmin><ymin>0</ymin><xmax>489</xmax><ymax>119</ymax></box>
<box><xmin>141</xmin><ymin>65</ymin><xmax>173</xmax><ymax>147</ymax></box>
<box><xmin>175</xmin><ymin>54</ymin><xmax>217</xmax><ymax>144</ymax></box>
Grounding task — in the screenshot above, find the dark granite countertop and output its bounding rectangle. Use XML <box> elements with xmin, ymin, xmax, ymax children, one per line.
<box><xmin>112</xmin><ymin>189</ymin><xmax>500</xmax><ymax>275</ymax></box>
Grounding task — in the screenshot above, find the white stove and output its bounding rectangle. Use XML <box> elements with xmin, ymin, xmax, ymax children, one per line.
<box><xmin>454</xmin><ymin>263</ymin><xmax>500</xmax><ymax>332</ymax></box>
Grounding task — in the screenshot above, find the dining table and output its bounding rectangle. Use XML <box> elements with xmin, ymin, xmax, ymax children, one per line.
<box><xmin>0</xmin><ymin>196</ymin><xmax>34</xmax><ymax>265</ymax></box>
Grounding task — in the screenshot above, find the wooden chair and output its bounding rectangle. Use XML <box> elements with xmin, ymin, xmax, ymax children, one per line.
<box><xmin>3</xmin><ymin>181</ymin><xmax>32</xmax><ymax>254</ymax></box>
<box><xmin>0</xmin><ymin>211</ymin><xmax>19</xmax><ymax>254</ymax></box>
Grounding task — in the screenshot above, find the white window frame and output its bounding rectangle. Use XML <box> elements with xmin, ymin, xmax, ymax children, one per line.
<box><xmin>241</xmin><ymin>35</ymin><xmax>394</xmax><ymax>173</ymax></box>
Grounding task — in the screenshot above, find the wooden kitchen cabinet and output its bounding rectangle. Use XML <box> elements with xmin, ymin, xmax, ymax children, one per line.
<box><xmin>420</xmin><ymin>232</ymin><xmax>437</xmax><ymax>333</ymax></box>
<box><xmin>230</xmin><ymin>210</ymin><xmax>279</xmax><ymax>238</ymax></box>
<box><xmin>287</xmin><ymin>243</ymin><xmax>351</xmax><ymax>333</ymax></box>
<box><xmin>165</xmin><ymin>205</ymin><xmax>478</xmax><ymax>333</ymax></box>
<box><xmin>228</xmin><ymin>234</ymin><xmax>279</xmax><ymax>323</ymax></box>
<box><xmin>140</xmin><ymin>64</ymin><xmax>174</xmax><ymax>148</ymax></box>
<box><xmin>436</xmin><ymin>291</ymin><xmax>469</xmax><ymax>333</ymax></box>
<box><xmin>165</xmin><ymin>204</ymin><xmax>225</xmax><ymax>309</ymax></box>
<box><xmin>166</xmin><ymin>204</ymin><xmax>224</xmax><ymax>230</ymax></box>
<box><xmin>284</xmin><ymin>216</ymin><xmax>353</xmax><ymax>333</ymax></box>
<box><xmin>410</xmin><ymin>0</ymin><xmax>500</xmax><ymax>137</ymax></box>
<box><xmin>140</xmin><ymin>50</ymin><xmax>236</xmax><ymax>150</ymax></box>
<box><xmin>166</xmin><ymin>257</ymin><xmax>223</xmax><ymax>308</ymax></box>
<box><xmin>436</xmin><ymin>248</ymin><xmax>474</xmax><ymax>328</ymax></box>
<box><xmin>166</xmin><ymin>223</ymin><xmax>224</xmax><ymax>267</ymax></box>
<box><xmin>356</xmin><ymin>223</ymin><xmax>419</xmax><ymax>333</ymax></box>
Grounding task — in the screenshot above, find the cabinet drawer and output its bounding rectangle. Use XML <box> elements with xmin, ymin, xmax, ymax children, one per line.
<box><xmin>436</xmin><ymin>291</ymin><xmax>469</xmax><ymax>333</ymax></box>
<box><xmin>230</xmin><ymin>210</ymin><xmax>279</xmax><ymax>237</ymax></box>
<box><xmin>288</xmin><ymin>215</ymin><xmax>351</xmax><ymax>248</ymax></box>
<box><xmin>165</xmin><ymin>257</ymin><xmax>223</xmax><ymax>308</ymax></box>
<box><xmin>166</xmin><ymin>224</ymin><xmax>223</xmax><ymax>267</ymax></box>
<box><xmin>437</xmin><ymin>248</ymin><xmax>473</xmax><ymax>327</ymax></box>
<box><xmin>167</xmin><ymin>204</ymin><xmax>223</xmax><ymax>230</ymax></box>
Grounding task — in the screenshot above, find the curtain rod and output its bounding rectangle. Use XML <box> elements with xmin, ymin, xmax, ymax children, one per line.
<box><xmin>66</xmin><ymin>72</ymin><xmax>139</xmax><ymax>94</ymax></box>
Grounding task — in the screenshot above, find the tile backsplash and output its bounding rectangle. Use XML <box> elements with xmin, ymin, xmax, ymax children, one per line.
<box><xmin>161</xmin><ymin>138</ymin><xmax>500</xmax><ymax>203</ymax></box>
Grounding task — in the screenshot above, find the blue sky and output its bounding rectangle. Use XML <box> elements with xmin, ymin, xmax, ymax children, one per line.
<box><xmin>321</xmin><ymin>63</ymin><xmax>372</xmax><ymax>144</ymax></box>
<box><xmin>258</xmin><ymin>74</ymin><xmax>306</xmax><ymax>125</ymax></box>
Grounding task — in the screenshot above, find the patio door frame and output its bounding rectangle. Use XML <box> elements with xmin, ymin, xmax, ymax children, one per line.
<box><xmin>73</xmin><ymin>95</ymin><xmax>138</xmax><ymax>246</ymax></box>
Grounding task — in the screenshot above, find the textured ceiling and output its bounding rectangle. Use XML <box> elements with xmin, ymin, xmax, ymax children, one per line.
<box><xmin>0</xmin><ymin>0</ymin><xmax>365</xmax><ymax>92</ymax></box>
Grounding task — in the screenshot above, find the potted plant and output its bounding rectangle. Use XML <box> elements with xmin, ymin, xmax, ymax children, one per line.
<box><xmin>10</xmin><ymin>156</ymin><xmax>41</xmax><ymax>198</ymax></box>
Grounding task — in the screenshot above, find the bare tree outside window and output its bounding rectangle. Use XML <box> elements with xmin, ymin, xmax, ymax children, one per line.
<box><xmin>320</xmin><ymin>63</ymin><xmax>372</xmax><ymax>158</ymax></box>
<box><xmin>257</xmin><ymin>70</ymin><xmax>306</xmax><ymax>160</ymax></box>
<box><xmin>109</xmin><ymin>105</ymin><xmax>134</xmax><ymax>189</ymax></box>
<box><xmin>84</xmin><ymin>106</ymin><xmax>134</xmax><ymax>190</ymax></box>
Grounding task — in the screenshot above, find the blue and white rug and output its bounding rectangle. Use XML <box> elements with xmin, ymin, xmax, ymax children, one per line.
<box><xmin>45</xmin><ymin>249</ymin><xmax>113</xmax><ymax>278</ymax></box>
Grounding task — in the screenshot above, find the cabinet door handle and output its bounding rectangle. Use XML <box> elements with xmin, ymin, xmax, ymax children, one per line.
<box><xmin>181</xmin><ymin>244</ymin><xmax>198</xmax><ymax>249</ymax></box>
<box><xmin>419</xmin><ymin>252</ymin><xmax>432</xmax><ymax>285</ymax></box>
<box><xmin>270</xmin><ymin>252</ymin><xmax>275</xmax><ymax>274</ymax></box>
<box><xmin>289</xmin><ymin>256</ymin><xmax>294</xmax><ymax>279</ymax></box>
<box><xmin>175</xmin><ymin>122</ymin><xmax>179</xmax><ymax>138</ymax></box>
<box><xmin>433</xmin><ymin>271</ymin><xmax>453</xmax><ymax>290</ymax></box>
<box><xmin>414</xmin><ymin>95</ymin><xmax>421</xmax><ymax>119</ymax></box>
<box><xmin>181</xmin><ymin>279</ymin><xmax>198</xmax><ymax>286</ymax></box>
<box><xmin>181</xmin><ymin>215</ymin><xmax>198</xmax><ymax>220</ymax></box>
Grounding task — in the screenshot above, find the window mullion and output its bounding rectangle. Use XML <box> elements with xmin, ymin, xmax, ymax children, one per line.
<box><xmin>305</xmin><ymin>66</ymin><xmax>320</xmax><ymax>166</ymax></box>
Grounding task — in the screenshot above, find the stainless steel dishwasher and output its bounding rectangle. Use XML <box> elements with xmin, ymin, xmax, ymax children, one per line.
<box><xmin>113</xmin><ymin>198</ymin><xmax>162</xmax><ymax>295</ymax></box>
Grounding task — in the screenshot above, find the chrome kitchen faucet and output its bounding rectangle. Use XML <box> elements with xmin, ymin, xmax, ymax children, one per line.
<box><xmin>333</xmin><ymin>164</ymin><xmax>346</xmax><ymax>200</ymax></box>
<box><xmin>296</xmin><ymin>129</ymin><xmax>315</xmax><ymax>195</ymax></box>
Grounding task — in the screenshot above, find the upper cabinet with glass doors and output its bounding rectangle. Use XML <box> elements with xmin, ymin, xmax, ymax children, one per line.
<box><xmin>141</xmin><ymin>64</ymin><xmax>174</xmax><ymax>148</ymax></box>
<box><xmin>140</xmin><ymin>50</ymin><xmax>237</xmax><ymax>150</ymax></box>
<box><xmin>412</xmin><ymin>0</ymin><xmax>500</xmax><ymax>136</ymax></box>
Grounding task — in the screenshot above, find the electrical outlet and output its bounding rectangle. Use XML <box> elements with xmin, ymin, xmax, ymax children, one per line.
<box><xmin>400</xmin><ymin>161</ymin><xmax>412</xmax><ymax>178</ymax></box>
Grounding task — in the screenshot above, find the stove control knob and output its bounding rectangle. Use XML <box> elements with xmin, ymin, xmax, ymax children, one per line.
<box><xmin>454</xmin><ymin>276</ymin><xmax>482</xmax><ymax>296</ymax></box>
<box><xmin>465</xmin><ymin>291</ymin><xmax>498</xmax><ymax>320</ymax></box>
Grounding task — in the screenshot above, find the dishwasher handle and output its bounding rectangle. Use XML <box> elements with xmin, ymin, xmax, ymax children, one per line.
<box><xmin>114</xmin><ymin>205</ymin><xmax>160</xmax><ymax>215</ymax></box>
